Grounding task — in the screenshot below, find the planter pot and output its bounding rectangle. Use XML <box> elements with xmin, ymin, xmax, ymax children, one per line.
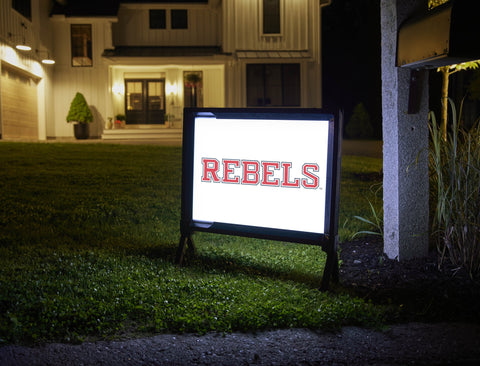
<box><xmin>74</xmin><ymin>123</ymin><xmax>89</xmax><ymax>140</ymax></box>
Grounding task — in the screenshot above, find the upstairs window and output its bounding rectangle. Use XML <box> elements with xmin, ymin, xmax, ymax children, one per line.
<box><xmin>12</xmin><ymin>0</ymin><xmax>31</xmax><ymax>20</ymax></box>
<box><xmin>71</xmin><ymin>24</ymin><xmax>92</xmax><ymax>67</ymax></box>
<box><xmin>263</xmin><ymin>0</ymin><xmax>281</xmax><ymax>34</ymax></box>
<box><xmin>171</xmin><ymin>9</ymin><xmax>188</xmax><ymax>29</ymax></box>
<box><xmin>149</xmin><ymin>9</ymin><xmax>166</xmax><ymax>29</ymax></box>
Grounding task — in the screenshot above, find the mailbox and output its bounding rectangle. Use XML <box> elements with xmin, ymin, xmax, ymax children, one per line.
<box><xmin>397</xmin><ymin>0</ymin><xmax>480</xmax><ymax>69</ymax></box>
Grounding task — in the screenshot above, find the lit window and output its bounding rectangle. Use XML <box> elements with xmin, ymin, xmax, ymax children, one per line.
<box><xmin>71</xmin><ymin>25</ymin><xmax>92</xmax><ymax>67</ymax></box>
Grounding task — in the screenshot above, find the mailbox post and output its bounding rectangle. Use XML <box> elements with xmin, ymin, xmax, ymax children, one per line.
<box><xmin>381</xmin><ymin>0</ymin><xmax>480</xmax><ymax>261</ymax></box>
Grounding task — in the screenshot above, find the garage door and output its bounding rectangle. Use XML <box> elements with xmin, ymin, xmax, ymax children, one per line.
<box><xmin>1</xmin><ymin>64</ymin><xmax>38</xmax><ymax>140</ymax></box>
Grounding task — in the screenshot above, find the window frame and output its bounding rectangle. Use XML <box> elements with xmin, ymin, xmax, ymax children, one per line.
<box><xmin>71</xmin><ymin>24</ymin><xmax>93</xmax><ymax>68</ymax></box>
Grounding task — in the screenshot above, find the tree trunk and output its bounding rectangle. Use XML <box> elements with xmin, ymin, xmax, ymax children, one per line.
<box><xmin>440</xmin><ymin>68</ymin><xmax>449</xmax><ymax>141</ymax></box>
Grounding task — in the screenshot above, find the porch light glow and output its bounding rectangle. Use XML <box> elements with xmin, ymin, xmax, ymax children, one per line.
<box><xmin>167</xmin><ymin>82</ymin><xmax>178</xmax><ymax>95</ymax></box>
<box><xmin>112</xmin><ymin>83</ymin><xmax>125</xmax><ymax>95</ymax></box>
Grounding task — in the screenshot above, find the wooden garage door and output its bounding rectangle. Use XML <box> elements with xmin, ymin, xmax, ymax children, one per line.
<box><xmin>1</xmin><ymin>65</ymin><xmax>38</xmax><ymax>140</ymax></box>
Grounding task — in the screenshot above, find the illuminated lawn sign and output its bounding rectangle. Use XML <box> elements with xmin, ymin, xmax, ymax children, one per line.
<box><xmin>177</xmin><ymin>108</ymin><xmax>342</xmax><ymax>289</ymax></box>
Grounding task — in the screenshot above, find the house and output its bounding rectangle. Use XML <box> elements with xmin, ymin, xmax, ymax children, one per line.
<box><xmin>0</xmin><ymin>0</ymin><xmax>331</xmax><ymax>142</ymax></box>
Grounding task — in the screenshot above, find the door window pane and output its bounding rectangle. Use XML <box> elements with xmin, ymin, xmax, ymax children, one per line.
<box><xmin>282</xmin><ymin>64</ymin><xmax>300</xmax><ymax>106</ymax></box>
<box><xmin>246</xmin><ymin>64</ymin><xmax>265</xmax><ymax>106</ymax></box>
<box><xmin>148</xmin><ymin>81</ymin><xmax>165</xmax><ymax>110</ymax></box>
<box><xmin>126</xmin><ymin>81</ymin><xmax>143</xmax><ymax>111</ymax></box>
<box><xmin>71</xmin><ymin>24</ymin><xmax>92</xmax><ymax>67</ymax></box>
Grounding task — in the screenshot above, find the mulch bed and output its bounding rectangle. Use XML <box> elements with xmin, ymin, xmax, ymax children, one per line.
<box><xmin>338</xmin><ymin>236</ymin><xmax>480</xmax><ymax>323</ymax></box>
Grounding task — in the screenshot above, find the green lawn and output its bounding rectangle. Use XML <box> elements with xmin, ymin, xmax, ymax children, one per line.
<box><xmin>0</xmin><ymin>142</ymin><xmax>384</xmax><ymax>344</ymax></box>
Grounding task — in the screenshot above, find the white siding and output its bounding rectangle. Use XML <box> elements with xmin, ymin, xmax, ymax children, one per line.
<box><xmin>223</xmin><ymin>0</ymin><xmax>315</xmax><ymax>52</ymax></box>
<box><xmin>113</xmin><ymin>5</ymin><xmax>221</xmax><ymax>46</ymax></box>
<box><xmin>0</xmin><ymin>0</ymin><xmax>54</xmax><ymax>140</ymax></box>
<box><xmin>51</xmin><ymin>19</ymin><xmax>111</xmax><ymax>138</ymax></box>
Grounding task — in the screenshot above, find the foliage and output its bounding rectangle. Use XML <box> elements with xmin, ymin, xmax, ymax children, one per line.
<box><xmin>429</xmin><ymin>99</ymin><xmax>480</xmax><ymax>278</ymax></box>
<box><xmin>0</xmin><ymin>144</ymin><xmax>386</xmax><ymax>344</ymax></box>
<box><xmin>338</xmin><ymin>156</ymin><xmax>383</xmax><ymax>241</ymax></box>
<box><xmin>351</xmin><ymin>185</ymin><xmax>383</xmax><ymax>239</ymax></box>
<box><xmin>66</xmin><ymin>92</ymin><xmax>93</xmax><ymax>124</ymax></box>
<box><xmin>345</xmin><ymin>103</ymin><xmax>374</xmax><ymax>140</ymax></box>
<box><xmin>115</xmin><ymin>114</ymin><xmax>126</xmax><ymax>121</ymax></box>
<box><xmin>428</xmin><ymin>0</ymin><xmax>449</xmax><ymax>9</ymax></box>
<box><xmin>437</xmin><ymin>61</ymin><xmax>480</xmax><ymax>140</ymax></box>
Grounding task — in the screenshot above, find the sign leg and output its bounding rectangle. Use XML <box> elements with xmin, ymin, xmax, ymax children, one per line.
<box><xmin>176</xmin><ymin>235</ymin><xmax>196</xmax><ymax>265</ymax></box>
<box><xmin>320</xmin><ymin>245</ymin><xmax>339</xmax><ymax>291</ymax></box>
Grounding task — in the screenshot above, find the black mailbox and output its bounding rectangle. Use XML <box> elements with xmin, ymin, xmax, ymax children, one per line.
<box><xmin>397</xmin><ymin>0</ymin><xmax>480</xmax><ymax>69</ymax></box>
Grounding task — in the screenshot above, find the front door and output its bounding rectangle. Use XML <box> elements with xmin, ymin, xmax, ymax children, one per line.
<box><xmin>125</xmin><ymin>79</ymin><xmax>165</xmax><ymax>124</ymax></box>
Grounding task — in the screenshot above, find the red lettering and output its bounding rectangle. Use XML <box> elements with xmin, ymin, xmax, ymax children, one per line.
<box><xmin>281</xmin><ymin>162</ymin><xmax>300</xmax><ymax>187</ymax></box>
<box><xmin>261</xmin><ymin>161</ymin><xmax>280</xmax><ymax>186</ymax></box>
<box><xmin>302</xmin><ymin>164</ymin><xmax>319</xmax><ymax>189</ymax></box>
<box><xmin>241</xmin><ymin>160</ymin><xmax>260</xmax><ymax>184</ymax></box>
<box><xmin>201</xmin><ymin>158</ymin><xmax>220</xmax><ymax>182</ymax></box>
<box><xmin>222</xmin><ymin>159</ymin><xmax>240</xmax><ymax>183</ymax></box>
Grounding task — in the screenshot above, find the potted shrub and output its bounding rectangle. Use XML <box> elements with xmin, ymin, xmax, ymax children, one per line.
<box><xmin>66</xmin><ymin>92</ymin><xmax>93</xmax><ymax>139</ymax></box>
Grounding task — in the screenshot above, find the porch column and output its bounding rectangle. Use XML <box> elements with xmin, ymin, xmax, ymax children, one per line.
<box><xmin>381</xmin><ymin>0</ymin><xmax>429</xmax><ymax>260</ymax></box>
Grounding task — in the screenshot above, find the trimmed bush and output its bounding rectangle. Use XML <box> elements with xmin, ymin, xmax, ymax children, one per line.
<box><xmin>345</xmin><ymin>103</ymin><xmax>374</xmax><ymax>139</ymax></box>
<box><xmin>66</xmin><ymin>92</ymin><xmax>93</xmax><ymax>124</ymax></box>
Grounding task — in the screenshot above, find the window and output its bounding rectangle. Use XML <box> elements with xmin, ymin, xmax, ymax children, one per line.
<box><xmin>171</xmin><ymin>9</ymin><xmax>188</xmax><ymax>29</ymax></box>
<box><xmin>247</xmin><ymin>64</ymin><xmax>300</xmax><ymax>107</ymax></box>
<box><xmin>263</xmin><ymin>0</ymin><xmax>281</xmax><ymax>34</ymax></box>
<box><xmin>12</xmin><ymin>0</ymin><xmax>31</xmax><ymax>20</ymax></box>
<box><xmin>149</xmin><ymin>9</ymin><xmax>166</xmax><ymax>29</ymax></box>
<box><xmin>184</xmin><ymin>71</ymin><xmax>203</xmax><ymax>108</ymax></box>
<box><xmin>71</xmin><ymin>25</ymin><xmax>92</xmax><ymax>67</ymax></box>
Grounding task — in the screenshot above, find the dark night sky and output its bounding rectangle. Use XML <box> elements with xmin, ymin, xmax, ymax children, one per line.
<box><xmin>322</xmin><ymin>0</ymin><xmax>382</xmax><ymax>139</ymax></box>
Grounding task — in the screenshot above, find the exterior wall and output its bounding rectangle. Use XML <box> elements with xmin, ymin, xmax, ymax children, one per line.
<box><xmin>222</xmin><ymin>0</ymin><xmax>313</xmax><ymax>52</ymax></box>
<box><xmin>223</xmin><ymin>0</ymin><xmax>324</xmax><ymax>108</ymax></box>
<box><xmin>113</xmin><ymin>3</ymin><xmax>221</xmax><ymax>47</ymax></box>
<box><xmin>50</xmin><ymin>17</ymin><xmax>116</xmax><ymax>138</ymax></box>
<box><xmin>0</xmin><ymin>0</ymin><xmax>54</xmax><ymax>140</ymax></box>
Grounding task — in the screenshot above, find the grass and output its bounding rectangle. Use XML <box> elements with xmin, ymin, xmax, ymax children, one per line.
<box><xmin>0</xmin><ymin>142</ymin><xmax>383</xmax><ymax>344</ymax></box>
